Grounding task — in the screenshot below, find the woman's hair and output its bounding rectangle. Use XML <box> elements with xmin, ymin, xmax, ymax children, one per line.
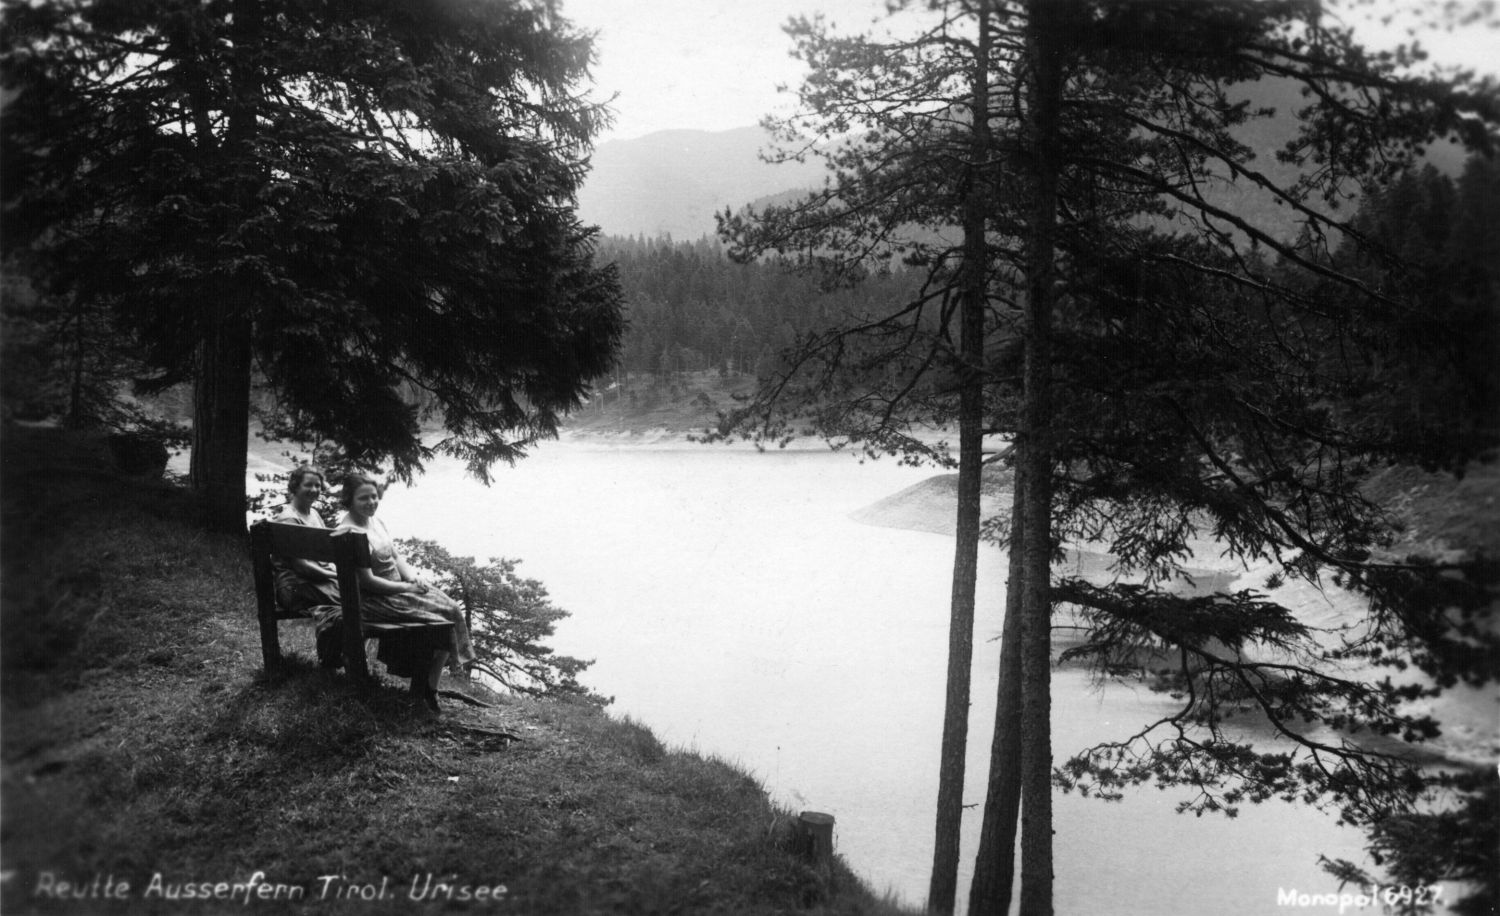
<box><xmin>287</xmin><ymin>465</ymin><xmax>324</xmax><ymax>494</ymax></box>
<box><xmin>339</xmin><ymin>473</ymin><xmax>382</xmax><ymax>508</ymax></box>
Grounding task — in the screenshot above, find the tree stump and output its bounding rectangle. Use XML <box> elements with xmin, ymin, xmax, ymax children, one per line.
<box><xmin>795</xmin><ymin>811</ymin><xmax>836</xmax><ymax>870</ymax></box>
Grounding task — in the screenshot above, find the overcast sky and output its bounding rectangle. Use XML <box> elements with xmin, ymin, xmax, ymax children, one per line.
<box><xmin>560</xmin><ymin>0</ymin><xmax>899</xmax><ymax>141</ymax></box>
<box><xmin>560</xmin><ymin>0</ymin><xmax>1499</xmax><ymax>143</ymax></box>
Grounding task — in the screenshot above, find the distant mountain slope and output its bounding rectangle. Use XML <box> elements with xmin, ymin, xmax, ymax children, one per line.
<box><xmin>577</xmin><ymin>127</ymin><xmax>825</xmax><ymax>240</ymax></box>
<box><xmin>578</xmin><ymin>83</ymin><xmax>1467</xmax><ymax>244</ymax></box>
<box><xmin>1198</xmin><ymin>76</ymin><xmax>1467</xmax><ymax>244</ymax></box>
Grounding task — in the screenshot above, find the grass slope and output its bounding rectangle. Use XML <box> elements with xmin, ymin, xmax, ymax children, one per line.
<box><xmin>0</xmin><ymin>426</ymin><xmax>906</xmax><ymax>915</ymax></box>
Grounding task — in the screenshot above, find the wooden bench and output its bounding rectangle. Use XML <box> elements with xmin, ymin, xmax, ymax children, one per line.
<box><xmin>249</xmin><ymin>520</ymin><xmax>452</xmax><ymax>684</ymax></box>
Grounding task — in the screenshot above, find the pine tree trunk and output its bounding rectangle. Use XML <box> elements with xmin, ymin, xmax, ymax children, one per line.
<box><xmin>928</xmin><ymin>6</ymin><xmax>992</xmax><ymax>911</ymax></box>
<box><xmin>968</xmin><ymin>484</ymin><xmax>1025</xmax><ymax>916</ymax></box>
<box><xmin>190</xmin><ymin>307</ymin><xmax>253</xmax><ymax>533</ymax></box>
<box><xmin>68</xmin><ymin>301</ymin><xmax>85</xmax><ymax>427</ymax></box>
<box><xmin>930</xmin><ymin>412</ymin><xmax>980</xmax><ymax>914</ymax></box>
<box><xmin>188</xmin><ymin>0</ymin><xmax>259</xmax><ymax>535</ymax></box>
<box><xmin>1017</xmin><ymin>2</ymin><xmax>1070</xmax><ymax>914</ymax></box>
<box><xmin>1016</xmin><ymin>429</ymin><xmax>1054</xmax><ymax>916</ymax></box>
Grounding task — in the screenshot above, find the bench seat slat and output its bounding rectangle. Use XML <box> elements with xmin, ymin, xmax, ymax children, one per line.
<box><xmin>278</xmin><ymin>613</ymin><xmax>452</xmax><ymax>633</ymax></box>
<box><xmin>362</xmin><ymin>620</ymin><xmax>455</xmax><ymax>634</ymax></box>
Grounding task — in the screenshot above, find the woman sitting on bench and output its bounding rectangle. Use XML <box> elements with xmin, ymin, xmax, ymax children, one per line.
<box><xmin>334</xmin><ymin>474</ymin><xmax>477</xmax><ymax>711</ymax></box>
<box><xmin>272</xmin><ymin>466</ymin><xmax>340</xmax><ymax>613</ymax></box>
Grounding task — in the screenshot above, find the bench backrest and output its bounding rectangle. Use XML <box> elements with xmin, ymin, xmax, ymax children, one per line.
<box><xmin>250</xmin><ymin>520</ymin><xmax>370</xmax><ymax>567</ymax></box>
<box><xmin>248</xmin><ymin>520</ymin><xmax>371</xmax><ymax>676</ymax></box>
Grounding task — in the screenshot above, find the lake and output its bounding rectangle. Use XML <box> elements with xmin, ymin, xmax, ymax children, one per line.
<box><xmin>362</xmin><ymin>436</ymin><xmax>1375</xmax><ymax>914</ymax></box>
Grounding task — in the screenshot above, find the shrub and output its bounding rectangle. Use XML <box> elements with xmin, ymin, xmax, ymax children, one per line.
<box><xmin>397</xmin><ymin>538</ymin><xmax>610</xmax><ymax>707</ymax></box>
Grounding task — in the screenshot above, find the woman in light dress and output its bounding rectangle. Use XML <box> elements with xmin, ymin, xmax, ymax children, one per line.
<box><xmin>272</xmin><ymin>466</ymin><xmax>340</xmax><ymax>613</ymax></box>
<box><xmin>334</xmin><ymin>474</ymin><xmax>477</xmax><ymax>711</ymax></box>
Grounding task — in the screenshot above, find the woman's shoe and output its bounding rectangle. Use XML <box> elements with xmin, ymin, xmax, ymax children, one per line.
<box><xmin>423</xmin><ymin>685</ymin><xmax>441</xmax><ymax>714</ymax></box>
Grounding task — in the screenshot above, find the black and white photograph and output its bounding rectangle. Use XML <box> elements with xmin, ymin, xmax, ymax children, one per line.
<box><xmin>2</xmin><ymin>1</ymin><xmax>1497</xmax><ymax>913</ymax></box>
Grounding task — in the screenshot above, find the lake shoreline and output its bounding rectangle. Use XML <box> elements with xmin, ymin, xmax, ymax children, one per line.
<box><xmin>848</xmin><ymin>464</ymin><xmax>1499</xmax><ymax>771</ymax></box>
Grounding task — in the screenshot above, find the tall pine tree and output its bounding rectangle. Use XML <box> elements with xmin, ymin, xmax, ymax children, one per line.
<box><xmin>721</xmin><ymin>2</ymin><xmax>1497</xmax><ymax>913</ymax></box>
<box><xmin>2</xmin><ymin>0</ymin><xmax>625</xmax><ymax>531</ymax></box>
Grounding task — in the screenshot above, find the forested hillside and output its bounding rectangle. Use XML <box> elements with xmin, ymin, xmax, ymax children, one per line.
<box><xmin>1321</xmin><ymin>154</ymin><xmax>1500</xmax><ymax>465</ymax></box>
<box><xmin>595</xmin><ymin>234</ymin><xmax>923</xmax><ymax>381</ymax></box>
<box><xmin>592</xmin><ymin>149</ymin><xmax>1497</xmax><ymax>428</ymax></box>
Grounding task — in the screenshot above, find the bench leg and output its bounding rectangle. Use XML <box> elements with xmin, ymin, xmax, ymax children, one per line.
<box><xmin>342</xmin><ymin>608</ymin><xmax>370</xmax><ymax>681</ymax></box>
<box><xmin>259</xmin><ymin>613</ymin><xmax>283</xmax><ymax>673</ymax></box>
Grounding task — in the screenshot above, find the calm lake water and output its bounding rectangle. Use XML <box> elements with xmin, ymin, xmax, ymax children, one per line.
<box><xmin>364</xmin><ymin>437</ymin><xmax>1375</xmax><ymax>914</ymax></box>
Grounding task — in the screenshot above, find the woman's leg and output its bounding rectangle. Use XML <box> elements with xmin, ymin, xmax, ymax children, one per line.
<box><xmin>415</xmin><ymin>650</ymin><xmax>449</xmax><ymax>712</ymax></box>
<box><xmin>418</xmin><ymin>590</ymin><xmax>476</xmax><ymax>675</ymax></box>
<box><xmin>428</xmin><ymin>650</ymin><xmax>449</xmax><ymax>692</ymax></box>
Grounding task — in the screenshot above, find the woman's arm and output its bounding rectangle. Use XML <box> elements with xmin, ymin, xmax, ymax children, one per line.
<box><xmin>356</xmin><ymin>567</ymin><xmax>425</xmax><ymax>596</ymax></box>
<box><xmin>373</xmin><ymin>517</ymin><xmax>424</xmax><ymax>586</ymax></box>
<box><xmin>392</xmin><ymin>550</ymin><xmax>421</xmax><ymax>585</ymax></box>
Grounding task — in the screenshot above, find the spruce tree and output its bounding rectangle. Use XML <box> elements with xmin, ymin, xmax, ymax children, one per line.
<box><xmin>1</xmin><ymin>0</ymin><xmax>625</xmax><ymax>531</ymax></box>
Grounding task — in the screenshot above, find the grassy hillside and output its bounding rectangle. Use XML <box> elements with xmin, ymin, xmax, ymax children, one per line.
<box><xmin>0</xmin><ymin>425</ymin><xmax>907</xmax><ymax>915</ymax></box>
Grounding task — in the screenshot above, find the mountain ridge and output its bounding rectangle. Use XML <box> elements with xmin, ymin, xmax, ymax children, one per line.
<box><xmin>578</xmin><ymin>125</ymin><xmax>825</xmax><ymax>240</ymax></box>
<box><xmin>577</xmin><ymin>81</ymin><xmax>1466</xmax><ymax>244</ymax></box>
